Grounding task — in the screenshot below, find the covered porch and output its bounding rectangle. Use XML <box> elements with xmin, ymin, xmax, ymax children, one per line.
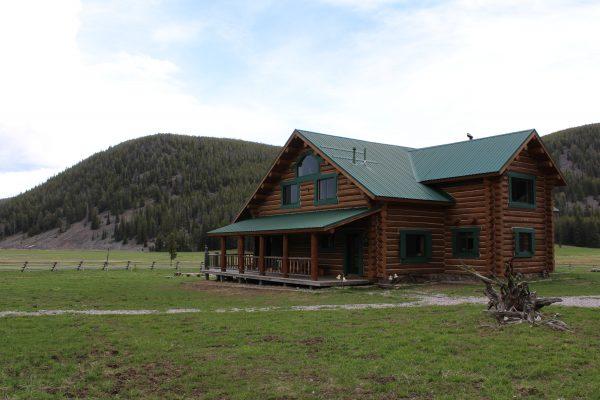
<box><xmin>205</xmin><ymin>208</ymin><xmax>378</xmax><ymax>287</ymax></box>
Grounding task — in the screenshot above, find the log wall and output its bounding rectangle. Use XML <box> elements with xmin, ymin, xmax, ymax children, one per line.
<box><xmin>379</xmin><ymin>144</ymin><xmax>558</xmax><ymax>278</ymax></box>
<box><xmin>251</xmin><ymin>142</ymin><xmax>369</xmax><ymax>217</ymax></box>
<box><xmin>500</xmin><ymin>148</ymin><xmax>553</xmax><ymax>274</ymax></box>
<box><xmin>384</xmin><ymin>203</ymin><xmax>446</xmax><ymax>275</ymax></box>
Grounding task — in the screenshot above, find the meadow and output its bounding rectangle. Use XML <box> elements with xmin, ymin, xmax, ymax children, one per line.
<box><xmin>1</xmin><ymin>246</ymin><xmax>599</xmax><ymax>399</ymax></box>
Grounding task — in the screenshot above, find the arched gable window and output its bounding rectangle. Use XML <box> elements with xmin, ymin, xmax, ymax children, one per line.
<box><xmin>297</xmin><ymin>154</ymin><xmax>320</xmax><ymax>177</ymax></box>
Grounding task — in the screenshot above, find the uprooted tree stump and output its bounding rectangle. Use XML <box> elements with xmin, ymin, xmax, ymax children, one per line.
<box><xmin>460</xmin><ymin>259</ymin><xmax>570</xmax><ymax>332</ymax></box>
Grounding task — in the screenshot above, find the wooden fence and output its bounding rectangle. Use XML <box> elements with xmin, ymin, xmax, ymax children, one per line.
<box><xmin>0</xmin><ymin>260</ymin><xmax>204</xmax><ymax>272</ymax></box>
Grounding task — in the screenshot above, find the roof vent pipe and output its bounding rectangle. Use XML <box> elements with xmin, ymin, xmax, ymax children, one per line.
<box><xmin>352</xmin><ymin>147</ymin><xmax>357</xmax><ymax>164</ymax></box>
<box><xmin>467</xmin><ymin>133</ymin><xmax>473</xmax><ymax>141</ymax></box>
<box><xmin>363</xmin><ymin>148</ymin><xmax>367</xmax><ymax>162</ymax></box>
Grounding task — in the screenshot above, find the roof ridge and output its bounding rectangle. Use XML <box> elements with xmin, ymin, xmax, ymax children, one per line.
<box><xmin>408</xmin><ymin>129</ymin><xmax>535</xmax><ymax>153</ymax></box>
<box><xmin>295</xmin><ymin>129</ymin><xmax>415</xmax><ymax>150</ymax></box>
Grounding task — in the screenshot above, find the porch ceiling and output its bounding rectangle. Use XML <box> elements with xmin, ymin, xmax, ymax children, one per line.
<box><xmin>207</xmin><ymin>208</ymin><xmax>375</xmax><ymax>236</ymax></box>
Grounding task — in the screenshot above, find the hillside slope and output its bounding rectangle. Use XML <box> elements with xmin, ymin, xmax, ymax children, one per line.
<box><xmin>543</xmin><ymin>123</ymin><xmax>600</xmax><ymax>247</ymax></box>
<box><xmin>0</xmin><ymin>134</ymin><xmax>278</xmax><ymax>250</ymax></box>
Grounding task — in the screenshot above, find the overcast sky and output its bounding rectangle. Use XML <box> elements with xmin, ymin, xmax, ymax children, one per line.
<box><xmin>1</xmin><ymin>0</ymin><xmax>599</xmax><ymax>198</ymax></box>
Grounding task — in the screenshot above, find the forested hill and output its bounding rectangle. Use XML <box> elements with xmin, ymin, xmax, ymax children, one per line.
<box><xmin>543</xmin><ymin>123</ymin><xmax>600</xmax><ymax>247</ymax></box>
<box><xmin>0</xmin><ymin>134</ymin><xmax>278</xmax><ymax>251</ymax></box>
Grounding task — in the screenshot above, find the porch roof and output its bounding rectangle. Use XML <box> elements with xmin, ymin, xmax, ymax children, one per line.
<box><xmin>208</xmin><ymin>208</ymin><xmax>374</xmax><ymax>236</ymax></box>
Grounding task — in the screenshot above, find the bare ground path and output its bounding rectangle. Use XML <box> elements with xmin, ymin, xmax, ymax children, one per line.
<box><xmin>2</xmin><ymin>294</ymin><xmax>600</xmax><ymax>318</ymax></box>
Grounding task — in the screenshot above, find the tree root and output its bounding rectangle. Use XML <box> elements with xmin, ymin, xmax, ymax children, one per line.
<box><xmin>460</xmin><ymin>259</ymin><xmax>570</xmax><ymax>332</ymax></box>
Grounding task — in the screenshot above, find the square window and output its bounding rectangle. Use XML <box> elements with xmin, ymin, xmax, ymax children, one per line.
<box><xmin>400</xmin><ymin>230</ymin><xmax>432</xmax><ymax>263</ymax></box>
<box><xmin>452</xmin><ymin>228</ymin><xmax>480</xmax><ymax>258</ymax></box>
<box><xmin>514</xmin><ymin>228</ymin><xmax>535</xmax><ymax>257</ymax></box>
<box><xmin>282</xmin><ymin>183</ymin><xmax>299</xmax><ymax>206</ymax></box>
<box><xmin>509</xmin><ymin>173</ymin><xmax>535</xmax><ymax>208</ymax></box>
<box><xmin>318</xmin><ymin>177</ymin><xmax>336</xmax><ymax>200</ymax></box>
<box><xmin>315</xmin><ymin>175</ymin><xmax>338</xmax><ymax>205</ymax></box>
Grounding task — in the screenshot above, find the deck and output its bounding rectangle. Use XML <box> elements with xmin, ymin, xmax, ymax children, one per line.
<box><xmin>204</xmin><ymin>268</ymin><xmax>371</xmax><ymax>288</ymax></box>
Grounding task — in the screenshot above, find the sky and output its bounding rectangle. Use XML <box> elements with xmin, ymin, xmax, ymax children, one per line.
<box><xmin>1</xmin><ymin>0</ymin><xmax>600</xmax><ymax>198</ymax></box>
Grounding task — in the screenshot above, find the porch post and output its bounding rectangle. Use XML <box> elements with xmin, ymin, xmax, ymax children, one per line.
<box><xmin>310</xmin><ymin>232</ymin><xmax>319</xmax><ymax>281</ymax></box>
<box><xmin>282</xmin><ymin>234</ymin><xmax>289</xmax><ymax>278</ymax></box>
<box><xmin>219</xmin><ymin>236</ymin><xmax>226</xmax><ymax>272</ymax></box>
<box><xmin>258</xmin><ymin>236</ymin><xmax>265</xmax><ymax>275</ymax></box>
<box><xmin>237</xmin><ymin>235</ymin><xmax>245</xmax><ymax>274</ymax></box>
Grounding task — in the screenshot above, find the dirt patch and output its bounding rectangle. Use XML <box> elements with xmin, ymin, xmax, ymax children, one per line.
<box><xmin>299</xmin><ymin>337</ymin><xmax>324</xmax><ymax>346</ymax></box>
<box><xmin>183</xmin><ymin>279</ymin><xmax>309</xmax><ymax>296</ymax></box>
<box><xmin>262</xmin><ymin>335</ymin><xmax>284</xmax><ymax>343</ymax></box>
<box><xmin>367</xmin><ymin>374</ymin><xmax>397</xmax><ymax>384</ymax></box>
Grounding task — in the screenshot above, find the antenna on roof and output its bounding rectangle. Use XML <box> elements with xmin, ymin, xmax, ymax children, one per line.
<box><xmin>352</xmin><ymin>147</ymin><xmax>357</xmax><ymax>164</ymax></box>
<box><xmin>363</xmin><ymin>148</ymin><xmax>367</xmax><ymax>163</ymax></box>
<box><xmin>467</xmin><ymin>133</ymin><xmax>473</xmax><ymax>141</ymax></box>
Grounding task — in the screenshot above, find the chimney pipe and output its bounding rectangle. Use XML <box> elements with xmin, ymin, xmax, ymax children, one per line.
<box><xmin>352</xmin><ymin>147</ymin><xmax>356</xmax><ymax>164</ymax></box>
<box><xmin>363</xmin><ymin>148</ymin><xmax>367</xmax><ymax>162</ymax></box>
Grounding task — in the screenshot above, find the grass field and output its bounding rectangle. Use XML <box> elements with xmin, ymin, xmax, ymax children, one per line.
<box><xmin>1</xmin><ymin>246</ymin><xmax>600</xmax><ymax>399</ymax></box>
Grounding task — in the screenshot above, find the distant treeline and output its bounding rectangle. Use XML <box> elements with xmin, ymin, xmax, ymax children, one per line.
<box><xmin>543</xmin><ymin>123</ymin><xmax>600</xmax><ymax>247</ymax></box>
<box><xmin>0</xmin><ymin>134</ymin><xmax>278</xmax><ymax>251</ymax></box>
<box><xmin>2</xmin><ymin>124</ymin><xmax>600</xmax><ymax>250</ymax></box>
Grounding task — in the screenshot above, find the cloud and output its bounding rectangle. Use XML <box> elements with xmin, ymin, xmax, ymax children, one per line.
<box><xmin>0</xmin><ymin>0</ymin><xmax>288</xmax><ymax>197</ymax></box>
<box><xmin>152</xmin><ymin>21</ymin><xmax>204</xmax><ymax>44</ymax></box>
<box><xmin>1</xmin><ymin>0</ymin><xmax>599</xmax><ymax>198</ymax></box>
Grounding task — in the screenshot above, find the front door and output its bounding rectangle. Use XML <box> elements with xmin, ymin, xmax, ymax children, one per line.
<box><xmin>344</xmin><ymin>233</ymin><xmax>363</xmax><ymax>276</ymax></box>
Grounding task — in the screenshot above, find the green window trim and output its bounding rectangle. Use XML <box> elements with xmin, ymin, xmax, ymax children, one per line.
<box><xmin>451</xmin><ymin>227</ymin><xmax>480</xmax><ymax>259</ymax></box>
<box><xmin>294</xmin><ymin>151</ymin><xmax>323</xmax><ymax>180</ymax></box>
<box><xmin>280</xmin><ymin>181</ymin><xmax>300</xmax><ymax>209</ymax></box>
<box><xmin>508</xmin><ymin>172</ymin><xmax>536</xmax><ymax>209</ymax></box>
<box><xmin>399</xmin><ymin>230</ymin><xmax>432</xmax><ymax>264</ymax></box>
<box><xmin>513</xmin><ymin>227</ymin><xmax>535</xmax><ymax>258</ymax></box>
<box><xmin>314</xmin><ymin>173</ymin><xmax>338</xmax><ymax>206</ymax></box>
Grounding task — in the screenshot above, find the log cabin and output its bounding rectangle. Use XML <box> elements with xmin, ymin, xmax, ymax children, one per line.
<box><xmin>206</xmin><ymin>129</ymin><xmax>566</xmax><ymax>287</ymax></box>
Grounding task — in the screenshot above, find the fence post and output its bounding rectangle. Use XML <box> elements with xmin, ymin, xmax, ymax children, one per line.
<box><xmin>204</xmin><ymin>245</ymin><xmax>209</xmax><ymax>271</ymax></box>
<box><xmin>150</xmin><ymin>261</ymin><xmax>155</xmax><ymax>270</ymax></box>
<box><xmin>77</xmin><ymin>261</ymin><xmax>83</xmax><ymax>271</ymax></box>
<box><xmin>126</xmin><ymin>261</ymin><xmax>130</xmax><ymax>271</ymax></box>
<box><xmin>175</xmin><ymin>261</ymin><xmax>180</xmax><ymax>272</ymax></box>
<box><xmin>51</xmin><ymin>262</ymin><xmax>57</xmax><ymax>272</ymax></box>
<box><xmin>21</xmin><ymin>261</ymin><xmax>28</xmax><ymax>272</ymax></box>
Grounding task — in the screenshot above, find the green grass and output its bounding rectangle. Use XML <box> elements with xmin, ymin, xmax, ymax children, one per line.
<box><xmin>410</xmin><ymin>264</ymin><xmax>600</xmax><ymax>297</ymax></box>
<box><xmin>0</xmin><ymin>270</ymin><xmax>412</xmax><ymax>311</ymax></box>
<box><xmin>1</xmin><ymin>248</ymin><xmax>600</xmax><ymax>398</ymax></box>
<box><xmin>1</xmin><ymin>307</ymin><xmax>599</xmax><ymax>399</ymax></box>
<box><xmin>555</xmin><ymin>244</ymin><xmax>600</xmax><ymax>266</ymax></box>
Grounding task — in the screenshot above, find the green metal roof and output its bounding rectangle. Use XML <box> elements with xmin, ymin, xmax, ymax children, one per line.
<box><xmin>296</xmin><ymin>130</ymin><xmax>451</xmax><ymax>202</ymax></box>
<box><xmin>409</xmin><ymin>129</ymin><xmax>534</xmax><ymax>182</ymax></box>
<box><xmin>208</xmin><ymin>208</ymin><xmax>371</xmax><ymax>235</ymax></box>
<box><xmin>296</xmin><ymin>129</ymin><xmax>535</xmax><ymax>201</ymax></box>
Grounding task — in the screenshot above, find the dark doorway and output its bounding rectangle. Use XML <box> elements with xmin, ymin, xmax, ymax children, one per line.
<box><xmin>344</xmin><ymin>233</ymin><xmax>363</xmax><ymax>276</ymax></box>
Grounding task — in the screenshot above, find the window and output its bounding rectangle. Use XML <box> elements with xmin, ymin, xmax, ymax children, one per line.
<box><xmin>509</xmin><ymin>172</ymin><xmax>535</xmax><ymax>208</ymax></box>
<box><xmin>400</xmin><ymin>230</ymin><xmax>432</xmax><ymax>263</ymax></box>
<box><xmin>281</xmin><ymin>183</ymin><xmax>299</xmax><ymax>207</ymax></box>
<box><xmin>452</xmin><ymin>227</ymin><xmax>480</xmax><ymax>258</ymax></box>
<box><xmin>315</xmin><ymin>175</ymin><xmax>337</xmax><ymax>205</ymax></box>
<box><xmin>514</xmin><ymin>228</ymin><xmax>535</xmax><ymax>258</ymax></box>
<box><xmin>319</xmin><ymin>234</ymin><xmax>335</xmax><ymax>250</ymax></box>
<box><xmin>297</xmin><ymin>154</ymin><xmax>319</xmax><ymax>177</ymax></box>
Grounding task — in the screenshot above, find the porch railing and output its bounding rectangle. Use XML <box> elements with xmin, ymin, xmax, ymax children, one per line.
<box><xmin>205</xmin><ymin>252</ymin><xmax>311</xmax><ymax>277</ymax></box>
<box><xmin>245</xmin><ymin>255</ymin><xmax>260</xmax><ymax>273</ymax></box>
<box><xmin>289</xmin><ymin>257</ymin><xmax>311</xmax><ymax>276</ymax></box>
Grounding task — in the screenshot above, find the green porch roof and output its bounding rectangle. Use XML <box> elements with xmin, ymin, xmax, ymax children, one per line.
<box><xmin>208</xmin><ymin>208</ymin><xmax>372</xmax><ymax>235</ymax></box>
<box><xmin>296</xmin><ymin>128</ymin><xmax>536</xmax><ymax>201</ymax></box>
